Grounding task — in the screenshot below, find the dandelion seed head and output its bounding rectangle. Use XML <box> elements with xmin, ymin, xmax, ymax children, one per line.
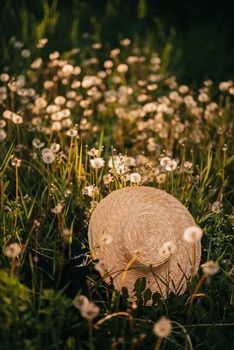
<box><xmin>3</xmin><ymin>243</ymin><xmax>22</xmax><ymax>259</ymax></box>
<box><xmin>201</xmin><ymin>260</ymin><xmax>219</xmax><ymax>275</ymax></box>
<box><xmin>183</xmin><ymin>226</ymin><xmax>203</xmax><ymax>243</ymax></box>
<box><xmin>153</xmin><ymin>317</ymin><xmax>172</xmax><ymax>338</ymax></box>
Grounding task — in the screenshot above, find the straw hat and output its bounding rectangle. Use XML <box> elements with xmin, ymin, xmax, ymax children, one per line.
<box><xmin>88</xmin><ymin>186</ymin><xmax>201</xmax><ymax>298</ymax></box>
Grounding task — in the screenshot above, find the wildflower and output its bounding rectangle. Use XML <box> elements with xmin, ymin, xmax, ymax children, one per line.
<box><xmin>153</xmin><ymin>316</ymin><xmax>172</xmax><ymax>338</ymax></box>
<box><xmin>3</xmin><ymin>243</ymin><xmax>22</xmax><ymax>258</ymax></box>
<box><xmin>130</xmin><ymin>172</ymin><xmax>141</xmax><ymax>184</ymax></box>
<box><xmin>178</xmin><ymin>85</ymin><xmax>189</xmax><ymax>94</ymax></box>
<box><xmin>0</xmin><ymin>129</ymin><xmax>6</xmax><ymax>141</ymax></box>
<box><xmin>0</xmin><ymin>120</ymin><xmax>6</xmax><ymax>128</ymax></box>
<box><xmin>110</xmin><ymin>48</ymin><xmax>120</xmax><ymax>57</ymax></box>
<box><xmin>21</xmin><ymin>49</ymin><xmax>31</xmax><ymax>58</ymax></box>
<box><xmin>64</xmin><ymin>188</ymin><xmax>71</xmax><ymax>197</ymax></box>
<box><xmin>52</xmin><ymin>122</ymin><xmax>62</xmax><ymax>132</ymax></box>
<box><xmin>104</xmin><ymin>60</ymin><xmax>113</xmax><ymax>69</ymax></box>
<box><xmin>72</xmin><ymin>66</ymin><xmax>81</xmax><ymax>75</ymax></box>
<box><xmin>92</xmin><ymin>42</ymin><xmax>102</xmax><ymax>49</ymax></box>
<box><xmin>87</xmin><ymin>148</ymin><xmax>99</xmax><ymax>157</ymax></box>
<box><xmin>219</xmin><ymin>81</ymin><xmax>233</xmax><ymax>91</ymax></box>
<box><xmin>31</xmin><ymin>57</ymin><xmax>43</xmax><ymax>69</ymax></box>
<box><xmin>83</xmin><ymin>185</ymin><xmax>99</xmax><ymax>197</ymax></box>
<box><xmin>120</xmin><ymin>38</ymin><xmax>131</xmax><ymax>46</ymax></box>
<box><xmin>42</xmin><ymin>148</ymin><xmax>55</xmax><ymax>164</ymax></box>
<box><xmin>103</xmin><ymin>174</ymin><xmax>113</xmax><ymax>186</ymax></box>
<box><xmin>201</xmin><ymin>260</ymin><xmax>219</xmax><ymax>275</ymax></box>
<box><xmin>165</xmin><ymin>159</ymin><xmax>177</xmax><ymax>172</ymax></box>
<box><xmin>11</xmin><ymin>156</ymin><xmax>22</xmax><ymax>167</ymax></box>
<box><xmin>12</xmin><ymin>113</ymin><xmax>23</xmax><ymax>124</ymax></box>
<box><xmin>44</xmin><ymin>80</ymin><xmax>54</xmax><ymax>89</ymax></box>
<box><xmin>51</xmin><ymin>202</ymin><xmax>64</xmax><ymax>214</ymax></box>
<box><xmin>126</xmin><ymin>156</ymin><xmax>136</xmax><ymax>167</ymax></box>
<box><xmin>33</xmin><ymin>219</ymin><xmax>41</xmax><ymax>229</ymax></box>
<box><xmin>32</xmin><ymin>138</ymin><xmax>45</xmax><ymax>148</ymax></box>
<box><xmin>3</xmin><ymin>110</ymin><xmax>13</xmax><ymax>120</ymax></box>
<box><xmin>50</xmin><ymin>143</ymin><xmax>60</xmax><ymax>153</ymax></box>
<box><xmin>160</xmin><ymin>157</ymin><xmax>171</xmax><ymax>167</ymax></box>
<box><xmin>0</xmin><ymin>73</ymin><xmax>10</xmax><ymax>83</ymax></box>
<box><xmin>211</xmin><ymin>201</ymin><xmax>223</xmax><ymax>213</ymax></box>
<box><xmin>143</xmin><ymin>102</ymin><xmax>157</xmax><ymax>113</ymax></box>
<box><xmin>156</xmin><ymin>173</ymin><xmax>166</xmax><ymax>184</ymax></box>
<box><xmin>183</xmin><ymin>161</ymin><xmax>193</xmax><ymax>173</ymax></box>
<box><xmin>66</xmin><ymin>128</ymin><xmax>78</xmax><ymax>137</ymax></box>
<box><xmin>198</xmin><ymin>93</ymin><xmax>209</xmax><ymax>103</ymax></box>
<box><xmin>117</xmin><ymin>64</ymin><xmax>128</xmax><ymax>73</ymax></box>
<box><xmin>108</xmin><ymin>156</ymin><xmax>122</xmax><ymax>169</ymax></box>
<box><xmin>80</xmin><ymin>301</ymin><xmax>100</xmax><ymax>320</ymax></box>
<box><xmin>159</xmin><ymin>241</ymin><xmax>177</xmax><ymax>259</ymax></box>
<box><xmin>73</xmin><ymin>295</ymin><xmax>89</xmax><ymax>310</ymax></box>
<box><xmin>49</xmin><ymin>51</ymin><xmax>60</xmax><ymax>60</ymax></box>
<box><xmin>54</xmin><ymin>96</ymin><xmax>66</xmax><ymax>106</ymax></box>
<box><xmin>73</xmin><ymin>295</ymin><xmax>100</xmax><ymax>320</ymax></box>
<box><xmin>90</xmin><ymin>157</ymin><xmax>105</xmax><ymax>169</ymax></box>
<box><xmin>183</xmin><ymin>226</ymin><xmax>203</xmax><ymax>243</ymax></box>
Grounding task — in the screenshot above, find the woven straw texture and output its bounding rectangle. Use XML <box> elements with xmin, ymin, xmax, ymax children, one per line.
<box><xmin>88</xmin><ymin>186</ymin><xmax>201</xmax><ymax>298</ymax></box>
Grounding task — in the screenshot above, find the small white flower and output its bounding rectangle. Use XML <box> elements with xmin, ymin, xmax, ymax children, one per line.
<box><xmin>87</xmin><ymin>148</ymin><xmax>99</xmax><ymax>157</ymax></box>
<box><xmin>0</xmin><ymin>120</ymin><xmax>6</xmax><ymax>128</ymax></box>
<box><xmin>50</xmin><ymin>143</ymin><xmax>60</xmax><ymax>153</ymax></box>
<box><xmin>11</xmin><ymin>156</ymin><xmax>22</xmax><ymax>167</ymax></box>
<box><xmin>80</xmin><ymin>302</ymin><xmax>100</xmax><ymax>320</ymax></box>
<box><xmin>54</xmin><ymin>96</ymin><xmax>66</xmax><ymax>106</ymax></box>
<box><xmin>21</xmin><ymin>49</ymin><xmax>31</xmax><ymax>58</ymax></box>
<box><xmin>42</xmin><ymin>149</ymin><xmax>55</xmax><ymax>164</ymax></box>
<box><xmin>32</xmin><ymin>138</ymin><xmax>45</xmax><ymax>149</ymax></box>
<box><xmin>153</xmin><ymin>316</ymin><xmax>172</xmax><ymax>338</ymax></box>
<box><xmin>0</xmin><ymin>129</ymin><xmax>6</xmax><ymax>141</ymax></box>
<box><xmin>83</xmin><ymin>185</ymin><xmax>99</xmax><ymax>197</ymax></box>
<box><xmin>90</xmin><ymin>157</ymin><xmax>105</xmax><ymax>169</ymax></box>
<box><xmin>117</xmin><ymin>63</ymin><xmax>128</xmax><ymax>73</ymax></box>
<box><xmin>73</xmin><ymin>295</ymin><xmax>100</xmax><ymax>320</ymax></box>
<box><xmin>3</xmin><ymin>110</ymin><xmax>13</xmax><ymax>120</ymax></box>
<box><xmin>156</xmin><ymin>173</ymin><xmax>166</xmax><ymax>184</ymax></box>
<box><xmin>103</xmin><ymin>174</ymin><xmax>113</xmax><ymax>186</ymax></box>
<box><xmin>3</xmin><ymin>243</ymin><xmax>22</xmax><ymax>258</ymax></box>
<box><xmin>51</xmin><ymin>202</ymin><xmax>64</xmax><ymax>214</ymax></box>
<box><xmin>160</xmin><ymin>157</ymin><xmax>171</xmax><ymax>167</ymax></box>
<box><xmin>211</xmin><ymin>201</ymin><xmax>223</xmax><ymax>213</ymax></box>
<box><xmin>73</xmin><ymin>295</ymin><xmax>89</xmax><ymax>310</ymax></box>
<box><xmin>130</xmin><ymin>172</ymin><xmax>141</xmax><ymax>184</ymax></box>
<box><xmin>108</xmin><ymin>156</ymin><xmax>121</xmax><ymax>169</ymax></box>
<box><xmin>183</xmin><ymin>226</ymin><xmax>203</xmax><ymax>243</ymax></box>
<box><xmin>66</xmin><ymin>128</ymin><xmax>78</xmax><ymax>137</ymax></box>
<box><xmin>165</xmin><ymin>159</ymin><xmax>177</xmax><ymax>172</ymax></box>
<box><xmin>12</xmin><ymin>113</ymin><xmax>23</xmax><ymax>124</ymax></box>
<box><xmin>201</xmin><ymin>260</ymin><xmax>219</xmax><ymax>275</ymax></box>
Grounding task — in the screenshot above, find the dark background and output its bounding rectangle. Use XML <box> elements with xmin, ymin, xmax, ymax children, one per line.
<box><xmin>0</xmin><ymin>0</ymin><xmax>234</xmax><ymax>84</ymax></box>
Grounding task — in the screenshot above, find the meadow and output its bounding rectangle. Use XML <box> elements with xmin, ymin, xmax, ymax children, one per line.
<box><xmin>0</xmin><ymin>1</ymin><xmax>234</xmax><ymax>349</ymax></box>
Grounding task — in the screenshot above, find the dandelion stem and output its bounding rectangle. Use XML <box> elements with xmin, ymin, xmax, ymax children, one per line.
<box><xmin>154</xmin><ymin>337</ymin><xmax>163</xmax><ymax>350</ymax></box>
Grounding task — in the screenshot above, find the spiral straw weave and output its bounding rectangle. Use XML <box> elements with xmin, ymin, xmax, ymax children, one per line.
<box><xmin>88</xmin><ymin>186</ymin><xmax>201</xmax><ymax>298</ymax></box>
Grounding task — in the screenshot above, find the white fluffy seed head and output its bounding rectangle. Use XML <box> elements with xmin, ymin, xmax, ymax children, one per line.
<box><xmin>153</xmin><ymin>316</ymin><xmax>172</xmax><ymax>338</ymax></box>
<box><xmin>183</xmin><ymin>226</ymin><xmax>203</xmax><ymax>243</ymax></box>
